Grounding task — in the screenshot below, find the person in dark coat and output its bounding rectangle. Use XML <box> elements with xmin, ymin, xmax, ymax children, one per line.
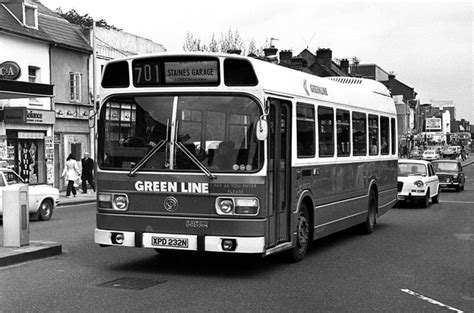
<box><xmin>81</xmin><ymin>152</ymin><xmax>95</xmax><ymax>193</ymax></box>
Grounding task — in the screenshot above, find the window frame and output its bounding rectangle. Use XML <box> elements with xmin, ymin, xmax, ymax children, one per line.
<box><xmin>296</xmin><ymin>103</ymin><xmax>316</xmax><ymax>158</ymax></box>
<box><xmin>318</xmin><ymin>106</ymin><xmax>335</xmax><ymax>158</ymax></box>
<box><xmin>336</xmin><ymin>109</ymin><xmax>351</xmax><ymax>157</ymax></box>
<box><xmin>70</xmin><ymin>72</ymin><xmax>82</xmax><ymax>102</ymax></box>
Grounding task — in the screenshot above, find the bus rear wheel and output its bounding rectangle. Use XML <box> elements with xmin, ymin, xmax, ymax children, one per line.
<box><xmin>285</xmin><ymin>203</ymin><xmax>310</xmax><ymax>263</ymax></box>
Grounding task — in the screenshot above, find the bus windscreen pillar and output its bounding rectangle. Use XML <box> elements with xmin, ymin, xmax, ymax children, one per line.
<box><xmin>3</xmin><ymin>184</ymin><xmax>29</xmax><ymax>247</ymax></box>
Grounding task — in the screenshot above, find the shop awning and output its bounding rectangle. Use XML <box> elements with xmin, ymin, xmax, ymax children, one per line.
<box><xmin>0</xmin><ymin>79</ymin><xmax>54</xmax><ymax>99</ymax></box>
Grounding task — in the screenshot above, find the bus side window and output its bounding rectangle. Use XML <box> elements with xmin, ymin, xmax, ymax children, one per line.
<box><xmin>380</xmin><ymin>116</ymin><xmax>390</xmax><ymax>155</ymax></box>
<box><xmin>336</xmin><ymin>109</ymin><xmax>350</xmax><ymax>157</ymax></box>
<box><xmin>369</xmin><ymin>114</ymin><xmax>379</xmax><ymax>156</ymax></box>
<box><xmin>318</xmin><ymin>106</ymin><xmax>334</xmax><ymax>157</ymax></box>
<box><xmin>296</xmin><ymin>103</ymin><xmax>315</xmax><ymax>158</ymax></box>
<box><xmin>352</xmin><ymin>111</ymin><xmax>367</xmax><ymax>156</ymax></box>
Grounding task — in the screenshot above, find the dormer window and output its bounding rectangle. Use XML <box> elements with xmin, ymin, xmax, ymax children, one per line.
<box><xmin>23</xmin><ymin>3</ymin><xmax>38</xmax><ymax>29</ymax></box>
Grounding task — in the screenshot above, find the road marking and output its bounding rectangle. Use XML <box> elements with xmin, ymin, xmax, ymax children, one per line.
<box><xmin>454</xmin><ymin>234</ymin><xmax>474</xmax><ymax>241</ymax></box>
<box><xmin>401</xmin><ymin>289</ymin><xmax>464</xmax><ymax>312</ymax></box>
<box><xmin>439</xmin><ymin>200</ymin><xmax>474</xmax><ymax>204</ymax></box>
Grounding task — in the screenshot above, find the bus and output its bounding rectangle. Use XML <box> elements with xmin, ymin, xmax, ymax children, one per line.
<box><xmin>94</xmin><ymin>52</ymin><xmax>398</xmax><ymax>262</ymax></box>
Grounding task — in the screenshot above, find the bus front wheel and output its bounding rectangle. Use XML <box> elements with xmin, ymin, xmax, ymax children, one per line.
<box><xmin>285</xmin><ymin>203</ymin><xmax>310</xmax><ymax>263</ymax></box>
<box><xmin>361</xmin><ymin>190</ymin><xmax>377</xmax><ymax>234</ymax></box>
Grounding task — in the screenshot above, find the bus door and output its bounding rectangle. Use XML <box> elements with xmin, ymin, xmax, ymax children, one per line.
<box><xmin>268</xmin><ymin>98</ymin><xmax>292</xmax><ymax>244</ymax></box>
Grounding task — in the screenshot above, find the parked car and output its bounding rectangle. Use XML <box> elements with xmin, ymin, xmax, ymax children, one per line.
<box><xmin>422</xmin><ymin>149</ymin><xmax>440</xmax><ymax>161</ymax></box>
<box><xmin>0</xmin><ymin>168</ymin><xmax>60</xmax><ymax>221</ymax></box>
<box><xmin>397</xmin><ymin>160</ymin><xmax>439</xmax><ymax>208</ymax></box>
<box><xmin>432</xmin><ymin>160</ymin><xmax>465</xmax><ymax>191</ymax></box>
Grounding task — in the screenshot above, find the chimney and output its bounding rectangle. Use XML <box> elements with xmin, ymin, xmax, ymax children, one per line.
<box><xmin>340</xmin><ymin>59</ymin><xmax>349</xmax><ymax>74</ymax></box>
<box><xmin>263</xmin><ymin>46</ymin><xmax>278</xmax><ymax>58</ymax></box>
<box><xmin>279</xmin><ymin>50</ymin><xmax>293</xmax><ymax>67</ymax></box>
<box><xmin>388</xmin><ymin>73</ymin><xmax>396</xmax><ymax>80</ymax></box>
<box><xmin>316</xmin><ymin>48</ymin><xmax>332</xmax><ymax>67</ymax></box>
<box><xmin>291</xmin><ymin>57</ymin><xmax>304</xmax><ymax>71</ymax></box>
<box><xmin>227</xmin><ymin>49</ymin><xmax>242</xmax><ymax>55</ymax></box>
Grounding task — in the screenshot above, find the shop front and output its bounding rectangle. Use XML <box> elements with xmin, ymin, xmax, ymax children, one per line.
<box><xmin>0</xmin><ymin>108</ymin><xmax>55</xmax><ymax>184</ymax></box>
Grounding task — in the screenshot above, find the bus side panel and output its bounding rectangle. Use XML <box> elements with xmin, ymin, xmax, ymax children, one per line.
<box><xmin>374</xmin><ymin>159</ymin><xmax>398</xmax><ymax>216</ymax></box>
<box><xmin>311</xmin><ymin>163</ymin><xmax>337</xmax><ymax>234</ymax></box>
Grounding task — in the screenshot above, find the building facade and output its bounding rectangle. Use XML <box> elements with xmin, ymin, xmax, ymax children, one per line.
<box><xmin>0</xmin><ymin>0</ymin><xmax>56</xmax><ymax>184</ymax></box>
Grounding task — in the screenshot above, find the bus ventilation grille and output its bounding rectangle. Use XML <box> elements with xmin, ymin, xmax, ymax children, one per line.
<box><xmin>327</xmin><ymin>77</ymin><xmax>363</xmax><ymax>84</ymax></box>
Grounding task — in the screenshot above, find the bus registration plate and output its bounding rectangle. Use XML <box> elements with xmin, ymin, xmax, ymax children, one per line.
<box><xmin>151</xmin><ymin>236</ymin><xmax>189</xmax><ymax>248</ymax></box>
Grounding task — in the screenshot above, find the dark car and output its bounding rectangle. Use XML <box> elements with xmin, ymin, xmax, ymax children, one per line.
<box><xmin>432</xmin><ymin>160</ymin><xmax>465</xmax><ymax>191</ymax></box>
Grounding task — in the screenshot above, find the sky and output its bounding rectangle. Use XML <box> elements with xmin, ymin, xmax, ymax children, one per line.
<box><xmin>41</xmin><ymin>0</ymin><xmax>474</xmax><ymax>123</ymax></box>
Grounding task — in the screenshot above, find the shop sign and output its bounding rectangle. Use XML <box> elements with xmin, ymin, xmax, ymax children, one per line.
<box><xmin>26</xmin><ymin>109</ymin><xmax>55</xmax><ymax>124</ymax></box>
<box><xmin>0</xmin><ymin>61</ymin><xmax>21</xmax><ymax>80</ymax></box>
<box><xmin>3</xmin><ymin>107</ymin><xmax>26</xmax><ymax>123</ymax></box>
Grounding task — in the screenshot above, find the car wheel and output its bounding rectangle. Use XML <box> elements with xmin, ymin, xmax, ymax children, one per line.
<box><xmin>38</xmin><ymin>199</ymin><xmax>53</xmax><ymax>221</ymax></box>
<box><xmin>361</xmin><ymin>189</ymin><xmax>377</xmax><ymax>234</ymax></box>
<box><xmin>421</xmin><ymin>190</ymin><xmax>430</xmax><ymax>208</ymax></box>
<box><xmin>432</xmin><ymin>189</ymin><xmax>439</xmax><ymax>204</ymax></box>
<box><xmin>285</xmin><ymin>203</ymin><xmax>310</xmax><ymax>263</ymax></box>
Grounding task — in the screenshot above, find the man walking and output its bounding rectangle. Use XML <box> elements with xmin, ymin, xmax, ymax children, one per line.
<box><xmin>81</xmin><ymin>152</ymin><xmax>95</xmax><ymax>193</ymax></box>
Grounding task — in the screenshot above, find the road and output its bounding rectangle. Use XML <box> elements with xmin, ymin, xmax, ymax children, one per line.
<box><xmin>1</xmin><ymin>166</ymin><xmax>473</xmax><ymax>312</ymax></box>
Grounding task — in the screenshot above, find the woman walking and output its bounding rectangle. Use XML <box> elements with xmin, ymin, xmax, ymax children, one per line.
<box><xmin>62</xmin><ymin>153</ymin><xmax>80</xmax><ymax>197</ymax></box>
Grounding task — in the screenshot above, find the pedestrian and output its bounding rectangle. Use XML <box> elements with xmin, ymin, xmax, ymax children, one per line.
<box><xmin>81</xmin><ymin>152</ymin><xmax>95</xmax><ymax>193</ymax></box>
<box><xmin>460</xmin><ymin>145</ymin><xmax>466</xmax><ymax>161</ymax></box>
<box><xmin>61</xmin><ymin>153</ymin><xmax>80</xmax><ymax>197</ymax></box>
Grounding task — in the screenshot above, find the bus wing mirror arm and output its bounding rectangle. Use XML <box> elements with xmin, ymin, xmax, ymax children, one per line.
<box><xmin>256</xmin><ymin>117</ymin><xmax>268</xmax><ymax>141</ymax></box>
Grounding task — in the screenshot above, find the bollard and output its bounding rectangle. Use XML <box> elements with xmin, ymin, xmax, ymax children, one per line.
<box><xmin>3</xmin><ymin>184</ymin><xmax>29</xmax><ymax>247</ymax></box>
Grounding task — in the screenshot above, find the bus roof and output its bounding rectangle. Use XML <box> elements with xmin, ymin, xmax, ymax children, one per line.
<box><xmin>101</xmin><ymin>52</ymin><xmax>396</xmax><ymax>114</ymax></box>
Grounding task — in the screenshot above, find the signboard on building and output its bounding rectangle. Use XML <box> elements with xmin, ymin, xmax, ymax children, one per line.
<box><xmin>0</xmin><ymin>61</ymin><xmax>21</xmax><ymax>80</ymax></box>
<box><xmin>426</xmin><ymin>118</ymin><xmax>441</xmax><ymax>130</ymax></box>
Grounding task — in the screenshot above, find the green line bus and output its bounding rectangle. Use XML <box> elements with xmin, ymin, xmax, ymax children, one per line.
<box><xmin>94</xmin><ymin>52</ymin><xmax>398</xmax><ymax>262</ymax></box>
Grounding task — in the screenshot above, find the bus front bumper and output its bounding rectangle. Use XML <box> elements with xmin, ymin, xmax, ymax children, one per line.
<box><xmin>94</xmin><ymin>229</ymin><xmax>265</xmax><ymax>254</ymax></box>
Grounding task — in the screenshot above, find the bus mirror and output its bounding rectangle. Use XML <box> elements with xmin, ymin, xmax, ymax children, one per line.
<box><xmin>88</xmin><ymin>109</ymin><xmax>95</xmax><ymax>128</ymax></box>
<box><xmin>256</xmin><ymin>119</ymin><xmax>268</xmax><ymax>141</ymax></box>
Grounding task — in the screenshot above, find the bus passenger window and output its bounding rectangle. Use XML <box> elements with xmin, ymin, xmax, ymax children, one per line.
<box><xmin>336</xmin><ymin>109</ymin><xmax>350</xmax><ymax>157</ymax></box>
<box><xmin>296</xmin><ymin>104</ymin><xmax>315</xmax><ymax>158</ymax></box>
<box><xmin>318</xmin><ymin>106</ymin><xmax>334</xmax><ymax>157</ymax></box>
<box><xmin>380</xmin><ymin>116</ymin><xmax>389</xmax><ymax>155</ymax></box>
<box><xmin>352</xmin><ymin>112</ymin><xmax>367</xmax><ymax>156</ymax></box>
<box><xmin>391</xmin><ymin>118</ymin><xmax>397</xmax><ymax>155</ymax></box>
<box><xmin>369</xmin><ymin>114</ymin><xmax>379</xmax><ymax>156</ymax></box>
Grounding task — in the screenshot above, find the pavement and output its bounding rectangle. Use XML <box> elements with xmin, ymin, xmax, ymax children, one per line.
<box><xmin>1</xmin><ymin>157</ymin><xmax>473</xmax><ymax>267</ymax></box>
<box><xmin>0</xmin><ymin>190</ymin><xmax>96</xmax><ymax>267</ymax></box>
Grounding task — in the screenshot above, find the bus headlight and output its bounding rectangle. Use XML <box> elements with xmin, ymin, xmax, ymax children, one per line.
<box><xmin>216</xmin><ymin>198</ymin><xmax>234</xmax><ymax>214</ymax></box>
<box><xmin>99</xmin><ymin>193</ymin><xmax>129</xmax><ymax>211</ymax></box>
<box><xmin>113</xmin><ymin>195</ymin><xmax>129</xmax><ymax>210</ymax></box>
<box><xmin>215</xmin><ymin>197</ymin><xmax>259</xmax><ymax>215</ymax></box>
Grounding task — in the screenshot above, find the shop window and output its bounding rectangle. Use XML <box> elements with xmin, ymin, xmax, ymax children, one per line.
<box><xmin>70</xmin><ymin>72</ymin><xmax>82</xmax><ymax>102</ymax></box>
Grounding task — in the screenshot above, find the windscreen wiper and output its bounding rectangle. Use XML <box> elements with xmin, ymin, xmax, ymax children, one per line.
<box><xmin>128</xmin><ymin>140</ymin><xmax>167</xmax><ymax>177</ymax></box>
<box><xmin>175</xmin><ymin>141</ymin><xmax>217</xmax><ymax>180</ymax></box>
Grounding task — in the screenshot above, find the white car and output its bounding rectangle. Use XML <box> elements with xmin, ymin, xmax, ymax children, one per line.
<box><xmin>422</xmin><ymin>149</ymin><xmax>440</xmax><ymax>161</ymax></box>
<box><xmin>397</xmin><ymin>160</ymin><xmax>440</xmax><ymax>208</ymax></box>
<box><xmin>0</xmin><ymin>168</ymin><xmax>60</xmax><ymax>221</ymax></box>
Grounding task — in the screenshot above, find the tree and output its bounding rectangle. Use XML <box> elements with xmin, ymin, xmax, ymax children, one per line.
<box><xmin>183</xmin><ymin>29</ymin><xmax>263</xmax><ymax>56</ymax></box>
<box><xmin>55</xmin><ymin>8</ymin><xmax>121</xmax><ymax>30</ymax></box>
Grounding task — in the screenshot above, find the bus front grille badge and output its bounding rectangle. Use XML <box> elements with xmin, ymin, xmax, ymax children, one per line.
<box><xmin>163</xmin><ymin>196</ymin><xmax>178</xmax><ymax>212</ymax></box>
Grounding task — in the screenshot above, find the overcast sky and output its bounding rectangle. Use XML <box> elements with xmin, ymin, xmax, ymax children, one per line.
<box><xmin>41</xmin><ymin>0</ymin><xmax>474</xmax><ymax>122</ymax></box>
